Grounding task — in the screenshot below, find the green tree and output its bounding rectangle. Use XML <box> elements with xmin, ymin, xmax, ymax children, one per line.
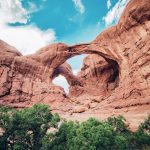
<box><xmin>0</xmin><ymin>104</ymin><xmax>150</xmax><ymax>150</ymax></box>
<box><xmin>49</xmin><ymin>118</ymin><xmax>116</xmax><ymax>150</ymax></box>
<box><xmin>0</xmin><ymin>104</ymin><xmax>60</xmax><ymax>150</ymax></box>
<box><xmin>134</xmin><ymin>115</ymin><xmax>150</xmax><ymax>149</ymax></box>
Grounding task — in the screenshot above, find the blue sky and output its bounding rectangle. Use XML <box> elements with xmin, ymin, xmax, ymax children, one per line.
<box><xmin>22</xmin><ymin>0</ymin><xmax>106</xmax><ymax>44</ymax></box>
<box><xmin>0</xmin><ymin>0</ymin><xmax>129</xmax><ymax>92</ymax></box>
<box><xmin>21</xmin><ymin>0</ymin><xmax>121</xmax><ymax>44</ymax></box>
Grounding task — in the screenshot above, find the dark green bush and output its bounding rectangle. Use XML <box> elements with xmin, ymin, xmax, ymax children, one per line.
<box><xmin>0</xmin><ymin>104</ymin><xmax>150</xmax><ymax>150</ymax></box>
<box><xmin>0</xmin><ymin>104</ymin><xmax>60</xmax><ymax>150</ymax></box>
<box><xmin>48</xmin><ymin>115</ymin><xmax>150</xmax><ymax>150</ymax></box>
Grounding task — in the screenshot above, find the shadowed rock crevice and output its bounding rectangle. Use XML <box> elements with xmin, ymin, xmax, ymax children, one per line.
<box><xmin>106</xmin><ymin>59</ymin><xmax>119</xmax><ymax>88</ymax></box>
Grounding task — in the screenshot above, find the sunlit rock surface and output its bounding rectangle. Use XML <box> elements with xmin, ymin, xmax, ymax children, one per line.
<box><xmin>0</xmin><ymin>0</ymin><xmax>150</xmax><ymax>130</ymax></box>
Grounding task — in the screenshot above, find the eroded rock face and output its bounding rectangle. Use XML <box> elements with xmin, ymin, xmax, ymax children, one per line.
<box><xmin>0</xmin><ymin>0</ymin><xmax>150</xmax><ymax>130</ymax></box>
<box><xmin>69</xmin><ymin>54</ymin><xmax>119</xmax><ymax>97</ymax></box>
<box><xmin>0</xmin><ymin>42</ymin><xmax>71</xmax><ymax>110</ymax></box>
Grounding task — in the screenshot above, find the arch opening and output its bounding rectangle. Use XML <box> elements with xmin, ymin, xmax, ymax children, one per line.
<box><xmin>52</xmin><ymin>75</ymin><xmax>69</xmax><ymax>94</ymax></box>
<box><xmin>51</xmin><ymin>50</ymin><xmax>120</xmax><ymax>97</ymax></box>
<box><xmin>52</xmin><ymin>55</ymin><xmax>86</xmax><ymax>94</ymax></box>
<box><xmin>67</xmin><ymin>54</ymin><xmax>87</xmax><ymax>76</ymax></box>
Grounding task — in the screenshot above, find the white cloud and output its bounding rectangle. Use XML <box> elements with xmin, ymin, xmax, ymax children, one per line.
<box><xmin>0</xmin><ymin>0</ymin><xmax>56</xmax><ymax>55</ymax></box>
<box><xmin>107</xmin><ymin>0</ymin><xmax>111</xmax><ymax>9</ymax></box>
<box><xmin>103</xmin><ymin>0</ymin><xmax>129</xmax><ymax>26</ymax></box>
<box><xmin>72</xmin><ymin>0</ymin><xmax>85</xmax><ymax>14</ymax></box>
<box><xmin>53</xmin><ymin>75</ymin><xmax>69</xmax><ymax>93</ymax></box>
<box><xmin>0</xmin><ymin>0</ymin><xmax>28</xmax><ymax>24</ymax></box>
<box><xmin>0</xmin><ymin>24</ymin><xmax>55</xmax><ymax>55</ymax></box>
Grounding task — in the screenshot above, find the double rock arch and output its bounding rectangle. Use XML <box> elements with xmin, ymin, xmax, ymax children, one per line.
<box><xmin>40</xmin><ymin>42</ymin><xmax>121</xmax><ymax>95</ymax></box>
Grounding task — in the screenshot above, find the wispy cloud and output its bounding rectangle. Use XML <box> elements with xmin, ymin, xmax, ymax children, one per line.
<box><xmin>0</xmin><ymin>0</ymin><xmax>56</xmax><ymax>55</ymax></box>
<box><xmin>27</xmin><ymin>2</ymin><xmax>43</xmax><ymax>14</ymax></box>
<box><xmin>107</xmin><ymin>0</ymin><xmax>111</xmax><ymax>9</ymax></box>
<box><xmin>103</xmin><ymin>0</ymin><xmax>129</xmax><ymax>26</ymax></box>
<box><xmin>72</xmin><ymin>0</ymin><xmax>85</xmax><ymax>14</ymax></box>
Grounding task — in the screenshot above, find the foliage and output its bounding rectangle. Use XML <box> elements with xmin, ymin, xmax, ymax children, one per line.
<box><xmin>0</xmin><ymin>104</ymin><xmax>60</xmax><ymax>150</ymax></box>
<box><xmin>134</xmin><ymin>115</ymin><xmax>150</xmax><ymax>149</ymax></box>
<box><xmin>48</xmin><ymin>116</ymin><xmax>150</xmax><ymax>150</ymax></box>
<box><xmin>0</xmin><ymin>104</ymin><xmax>150</xmax><ymax>150</ymax></box>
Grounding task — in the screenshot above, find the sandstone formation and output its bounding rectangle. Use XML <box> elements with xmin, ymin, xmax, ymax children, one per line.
<box><xmin>0</xmin><ymin>0</ymin><xmax>150</xmax><ymax>130</ymax></box>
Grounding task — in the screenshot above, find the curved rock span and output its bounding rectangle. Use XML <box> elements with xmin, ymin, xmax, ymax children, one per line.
<box><xmin>0</xmin><ymin>0</ymin><xmax>150</xmax><ymax>130</ymax></box>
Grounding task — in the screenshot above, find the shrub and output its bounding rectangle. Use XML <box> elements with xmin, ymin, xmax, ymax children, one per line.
<box><xmin>0</xmin><ymin>104</ymin><xmax>60</xmax><ymax>150</ymax></box>
<box><xmin>0</xmin><ymin>104</ymin><xmax>150</xmax><ymax>150</ymax></box>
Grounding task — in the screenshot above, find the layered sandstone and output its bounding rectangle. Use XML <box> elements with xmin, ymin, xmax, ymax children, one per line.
<box><xmin>0</xmin><ymin>0</ymin><xmax>150</xmax><ymax>130</ymax></box>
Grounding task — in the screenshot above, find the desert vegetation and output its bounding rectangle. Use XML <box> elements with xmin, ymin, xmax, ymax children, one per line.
<box><xmin>0</xmin><ymin>104</ymin><xmax>150</xmax><ymax>150</ymax></box>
